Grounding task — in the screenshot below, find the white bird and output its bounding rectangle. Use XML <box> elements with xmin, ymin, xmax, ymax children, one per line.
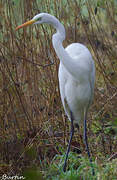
<box><xmin>16</xmin><ymin>13</ymin><xmax>95</xmax><ymax>175</ymax></box>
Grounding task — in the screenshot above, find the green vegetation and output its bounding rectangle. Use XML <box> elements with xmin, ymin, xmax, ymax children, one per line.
<box><xmin>0</xmin><ymin>0</ymin><xmax>117</xmax><ymax>179</ymax></box>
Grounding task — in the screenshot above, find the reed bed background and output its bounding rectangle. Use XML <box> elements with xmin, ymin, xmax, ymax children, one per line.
<box><xmin>0</xmin><ymin>0</ymin><xmax>117</xmax><ymax>179</ymax></box>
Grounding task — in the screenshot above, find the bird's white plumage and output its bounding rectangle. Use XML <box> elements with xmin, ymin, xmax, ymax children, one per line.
<box><xmin>17</xmin><ymin>12</ymin><xmax>95</xmax><ymax>124</ymax></box>
<box><xmin>32</xmin><ymin>13</ymin><xmax>95</xmax><ymax>125</ymax></box>
<box><xmin>59</xmin><ymin>43</ymin><xmax>95</xmax><ymax>124</ymax></box>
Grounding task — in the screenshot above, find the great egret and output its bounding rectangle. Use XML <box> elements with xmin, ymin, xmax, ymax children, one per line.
<box><xmin>16</xmin><ymin>13</ymin><xmax>95</xmax><ymax>175</ymax></box>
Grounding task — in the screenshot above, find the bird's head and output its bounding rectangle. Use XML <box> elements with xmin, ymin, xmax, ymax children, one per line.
<box><xmin>15</xmin><ymin>13</ymin><xmax>58</xmax><ymax>31</ymax></box>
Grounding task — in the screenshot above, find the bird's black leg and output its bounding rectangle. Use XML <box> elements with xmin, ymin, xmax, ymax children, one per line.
<box><xmin>63</xmin><ymin>111</ymin><xmax>74</xmax><ymax>172</ymax></box>
<box><xmin>84</xmin><ymin>118</ymin><xmax>95</xmax><ymax>176</ymax></box>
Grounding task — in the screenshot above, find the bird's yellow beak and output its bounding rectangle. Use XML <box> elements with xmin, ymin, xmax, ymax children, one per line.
<box><xmin>15</xmin><ymin>19</ymin><xmax>36</xmax><ymax>31</ymax></box>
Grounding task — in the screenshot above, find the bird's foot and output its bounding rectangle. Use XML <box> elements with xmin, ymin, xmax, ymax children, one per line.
<box><xmin>63</xmin><ymin>163</ymin><xmax>67</xmax><ymax>172</ymax></box>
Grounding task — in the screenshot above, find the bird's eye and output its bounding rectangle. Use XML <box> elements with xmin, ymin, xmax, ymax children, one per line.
<box><xmin>36</xmin><ymin>17</ymin><xmax>42</xmax><ymax>21</ymax></box>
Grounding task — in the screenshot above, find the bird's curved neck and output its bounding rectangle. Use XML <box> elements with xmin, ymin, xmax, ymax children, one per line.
<box><xmin>52</xmin><ymin>19</ymin><xmax>76</xmax><ymax>77</ymax></box>
<box><xmin>52</xmin><ymin>17</ymin><xmax>65</xmax><ymax>44</ymax></box>
<box><xmin>51</xmin><ymin>16</ymin><xmax>85</xmax><ymax>81</ymax></box>
<box><xmin>52</xmin><ymin>18</ymin><xmax>72</xmax><ymax>69</ymax></box>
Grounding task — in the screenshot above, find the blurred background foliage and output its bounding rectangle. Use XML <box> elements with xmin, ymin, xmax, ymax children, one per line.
<box><xmin>0</xmin><ymin>0</ymin><xmax>117</xmax><ymax>179</ymax></box>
